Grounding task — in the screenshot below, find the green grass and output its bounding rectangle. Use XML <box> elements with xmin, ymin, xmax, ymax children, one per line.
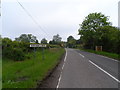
<box><xmin>79</xmin><ymin>48</ymin><xmax>120</xmax><ymax>60</ymax></box>
<box><xmin>2</xmin><ymin>48</ymin><xmax>65</xmax><ymax>88</ymax></box>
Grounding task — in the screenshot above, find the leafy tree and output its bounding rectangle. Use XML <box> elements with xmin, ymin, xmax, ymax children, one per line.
<box><xmin>96</xmin><ymin>26</ymin><xmax>120</xmax><ymax>53</ymax></box>
<box><xmin>67</xmin><ymin>36</ymin><xmax>76</xmax><ymax>48</ymax></box>
<box><xmin>78</xmin><ymin>12</ymin><xmax>111</xmax><ymax>49</ymax></box>
<box><xmin>53</xmin><ymin>34</ymin><xmax>62</xmax><ymax>44</ymax></box>
<box><xmin>2</xmin><ymin>38</ymin><xmax>12</xmax><ymax>49</ymax></box>
<box><xmin>15</xmin><ymin>34</ymin><xmax>38</xmax><ymax>43</ymax></box>
<box><xmin>35</xmin><ymin>40</ymin><xmax>39</xmax><ymax>43</ymax></box>
<box><xmin>2</xmin><ymin>38</ymin><xmax>13</xmax><ymax>58</ymax></box>
<box><xmin>49</xmin><ymin>34</ymin><xmax>62</xmax><ymax>44</ymax></box>
<box><xmin>49</xmin><ymin>41</ymin><xmax>53</xmax><ymax>44</ymax></box>
<box><xmin>76</xmin><ymin>39</ymin><xmax>81</xmax><ymax>44</ymax></box>
<box><xmin>41</xmin><ymin>38</ymin><xmax>47</xmax><ymax>44</ymax></box>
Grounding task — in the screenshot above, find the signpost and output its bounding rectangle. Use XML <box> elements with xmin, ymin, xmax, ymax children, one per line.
<box><xmin>30</xmin><ymin>44</ymin><xmax>46</xmax><ymax>48</ymax></box>
<box><xmin>30</xmin><ymin>44</ymin><xmax>47</xmax><ymax>60</ymax></box>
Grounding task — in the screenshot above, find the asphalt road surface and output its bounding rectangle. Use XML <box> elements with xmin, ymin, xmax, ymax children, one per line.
<box><xmin>57</xmin><ymin>48</ymin><xmax>120</xmax><ymax>88</ymax></box>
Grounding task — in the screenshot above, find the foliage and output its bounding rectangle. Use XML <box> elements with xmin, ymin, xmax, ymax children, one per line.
<box><xmin>15</xmin><ymin>34</ymin><xmax>38</xmax><ymax>43</ymax></box>
<box><xmin>49</xmin><ymin>34</ymin><xmax>62</xmax><ymax>45</ymax></box>
<box><xmin>41</xmin><ymin>38</ymin><xmax>47</xmax><ymax>44</ymax></box>
<box><xmin>78</xmin><ymin>12</ymin><xmax>111</xmax><ymax>49</ymax></box>
<box><xmin>11</xmin><ymin>48</ymin><xmax>25</xmax><ymax>61</ymax></box>
<box><xmin>53</xmin><ymin>34</ymin><xmax>62</xmax><ymax>43</ymax></box>
<box><xmin>2</xmin><ymin>38</ymin><xmax>13</xmax><ymax>59</ymax></box>
<box><xmin>76</xmin><ymin>39</ymin><xmax>81</xmax><ymax>44</ymax></box>
<box><xmin>67</xmin><ymin>36</ymin><xmax>76</xmax><ymax>48</ymax></box>
<box><xmin>95</xmin><ymin>26</ymin><xmax>120</xmax><ymax>53</ymax></box>
<box><xmin>48</xmin><ymin>44</ymin><xmax>61</xmax><ymax>48</ymax></box>
<box><xmin>2</xmin><ymin>37</ymin><xmax>30</xmax><ymax>61</ymax></box>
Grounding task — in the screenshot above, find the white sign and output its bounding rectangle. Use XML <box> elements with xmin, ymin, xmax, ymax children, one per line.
<box><xmin>30</xmin><ymin>44</ymin><xmax>46</xmax><ymax>47</ymax></box>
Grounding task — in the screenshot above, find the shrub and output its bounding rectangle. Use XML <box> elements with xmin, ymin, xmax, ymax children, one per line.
<box><xmin>48</xmin><ymin>44</ymin><xmax>61</xmax><ymax>48</ymax></box>
<box><xmin>2</xmin><ymin>38</ymin><xmax>26</xmax><ymax>61</ymax></box>
<box><xmin>12</xmin><ymin>48</ymin><xmax>25</xmax><ymax>61</ymax></box>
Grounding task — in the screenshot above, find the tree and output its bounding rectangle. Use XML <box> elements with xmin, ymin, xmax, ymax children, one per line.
<box><xmin>95</xmin><ymin>26</ymin><xmax>120</xmax><ymax>53</ymax></box>
<box><xmin>78</xmin><ymin>12</ymin><xmax>111</xmax><ymax>49</ymax></box>
<box><xmin>76</xmin><ymin>39</ymin><xmax>81</xmax><ymax>44</ymax></box>
<box><xmin>49</xmin><ymin>34</ymin><xmax>62</xmax><ymax>44</ymax></box>
<box><xmin>41</xmin><ymin>38</ymin><xmax>47</xmax><ymax>44</ymax></box>
<box><xmin>53</xmin><ymin>34</ymin><xmax>62</xmax><ymax>44</ymax></box>
<box><xmin>67</xmin><ymin>36</ymin><xmax>76</xmax><ymax>48</ymax></box>
<box><xmin>15</xmin><ymin>34</ymin><xmax>38</xmax><ymax>43</ymax></box>
<box><xmin>35</xmin><ymin>40</ymin><xmax>39</xmax><ymax>43</ymax></box>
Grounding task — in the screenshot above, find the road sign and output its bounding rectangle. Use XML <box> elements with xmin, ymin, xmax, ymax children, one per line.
<box><xmin>30</xmin><ymin>44</ymin><xmax>46</xmax><ymax>47</ymax></box>
<box><xmin>30</xmin><ymin>44</ymin><xmax>46</xmax><ymax>60</ymax></box>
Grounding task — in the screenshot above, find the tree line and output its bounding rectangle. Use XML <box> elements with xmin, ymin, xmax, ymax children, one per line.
<box><xmin>2</xmin><ymin>12</ymin><xmax>120</xmax><ymax>61</ymax></box>
<box><xmin>2</xmin><ymin>34</ymin><xmax>64</xmax><ymax>61</ymax></box>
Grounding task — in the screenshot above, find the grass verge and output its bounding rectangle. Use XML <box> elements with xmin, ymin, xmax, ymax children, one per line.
<box><xmin>2</xmin><ymin>48</ymin><xmax>65</xmax><ymax>88</ymax></box>
<box><xmin>79</xmin><ymin>48</ymin><xmax>120</xmax><ymax>61</ymax></box>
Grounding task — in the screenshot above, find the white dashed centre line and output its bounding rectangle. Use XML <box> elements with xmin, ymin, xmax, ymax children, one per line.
<box><xmin>79</xmin><ymin>53</ymin><xmax>84</xmax><ymax>58</ymax></box>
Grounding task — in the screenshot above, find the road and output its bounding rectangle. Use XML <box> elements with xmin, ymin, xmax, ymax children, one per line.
<box><xmin>57</xmin><ymin>48</ymin><xmax>120</xmax><ymax>88</ymax></box>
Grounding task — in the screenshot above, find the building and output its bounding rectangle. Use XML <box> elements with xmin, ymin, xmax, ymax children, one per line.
<box><xmin>118</xmin><ymin>1</ymin><xmax>120</xmax><ymax>28</ymax></box>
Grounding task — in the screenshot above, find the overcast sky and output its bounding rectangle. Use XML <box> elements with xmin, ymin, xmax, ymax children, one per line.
<box><xmin>1</xmin><ymin>0</ymin><xmax>120</xmax><ymax>42</ymax></box>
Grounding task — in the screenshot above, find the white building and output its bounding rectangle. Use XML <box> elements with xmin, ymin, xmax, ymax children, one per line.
<box><xmin>118</xmin><ymin>1</ymin><xmax>120</xmax><ymax>28</ymax></box>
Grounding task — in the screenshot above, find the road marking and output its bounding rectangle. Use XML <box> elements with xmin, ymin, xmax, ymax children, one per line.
<box><xmin>97</xmin><ymin>55</ymin><xmax>119</xmax><ymax>62</ymax></box>
<box><xmin>64</xmin><ymin>49</ymin><xmax>67</xmax><ymax>62</ymax></box>
<box><xmin>57</xmin><ymin>48</ymin><xmax>67</xmax><ymax>88</ymax></box>
<box><xmin>62</xmin><ymin>63</ymin><xmax>65</xmax><ymax>70</ymax></box>
<box><xmin>89</xmin><ymin>60</ymin><xmax>120</xmax><ymax>83</ymax></box>
<box><xmin>79</xmin><ymin>53</ymin><xmax>84</xmax><ymax>58</ymax></box>
<box><xmin>57</xmin><ymin>72</ymin><xmax>62</xmax><ymax>88</ymax></box>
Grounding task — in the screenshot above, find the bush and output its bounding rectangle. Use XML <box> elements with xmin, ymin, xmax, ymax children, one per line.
<box><xmin>12</xmin><ymin>48</ymin><xmax>25</xmax><ymax>61</ymax></box>
<box><xmin>2</xmin><ymin>47</ymin><xmax>13</xmax><ymax>59</ymax></box>
<box><xmin>2</xmin><ymin>38</ymin><xmax>27</xmax><ymax>61</ymax></box>
<box><xmin>48</xmin><ymin>44</ymin><xmax>61</xmax><ymax>48</ymax></box>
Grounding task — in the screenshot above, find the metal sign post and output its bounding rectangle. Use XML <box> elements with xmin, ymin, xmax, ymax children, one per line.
<box><xmin>34</xmin><ymin>47</ymin><xmax>36</xmax><ymax>59</ymax></box>
<box><xmin>30</xmin><ymin>44</ymin><xmax>46</xmax><ymax>60</ymax></box>
<box><xmin>42</xmin><ymin>47</ymin><xmax>44</xmax><ymax>60</ymax></box>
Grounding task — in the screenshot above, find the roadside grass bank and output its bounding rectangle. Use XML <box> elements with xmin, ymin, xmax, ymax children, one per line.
<box><xmin>79</xmin><ymin>48</ymin><xmax>120</xmax><ymax>61</ymax></box>
<box><xmin>2</xmin><ymin>48</ymin><xmax>65</xmax><ymax>88</ymax></box>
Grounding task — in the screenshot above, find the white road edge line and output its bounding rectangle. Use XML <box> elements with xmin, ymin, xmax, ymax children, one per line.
<box><xmin>57</xmin><ymin>72</ymin><xmax>62</xmax><ymax>88</ymax></box>
<box><xmin>56</xmin><ymin>48</ymin><xmax>67</xmax><ymax>88</ymax></box>
<box><xmin>89</xmin><ymin>60</ymin><xmax>120</xmax><ymax>83</ymax></box>
<box><xmin>79</xmin><ymin>53</ymin><xmax>84</xmax><ymax>58</ymax></box>
<box><xmin>62</xmin><ymin>63</ymin><xmax>65</xmax><ymax>70</ymax></box>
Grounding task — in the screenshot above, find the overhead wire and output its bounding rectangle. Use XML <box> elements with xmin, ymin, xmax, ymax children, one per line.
<box><xmin>16</xmin><ymin>0</ymin><xmax>52</xmax><ymax>39</ymax></box>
